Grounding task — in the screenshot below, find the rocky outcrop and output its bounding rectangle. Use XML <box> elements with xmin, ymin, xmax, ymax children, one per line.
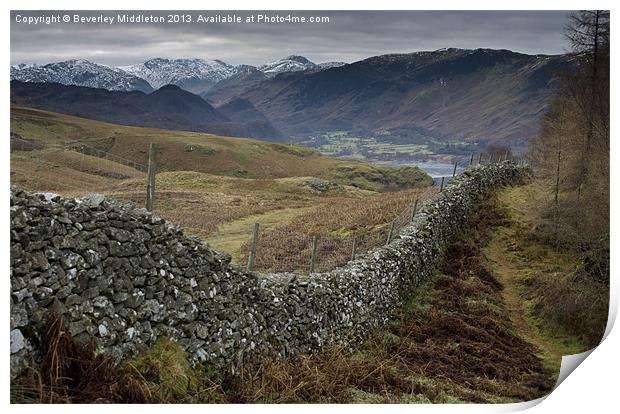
<box><xmin>10</xmin><ymin>162</ymin><xmax>526</xmax><ymax>378</ymax></box>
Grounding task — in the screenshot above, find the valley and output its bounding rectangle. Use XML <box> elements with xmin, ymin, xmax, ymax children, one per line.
<box><xmin>10</xmin><ymin>106</ymin><xmax>433</xmax><ymax>272</ymax></box>
<box><xmin>297</xmin><ymin>130</ymin><xmax>480</xmax><ymax>173</ymax></box>
<box><xmin>11</xmin><ymin>48</ymin><xmax>573</xmax><ymax>153</ymax></box>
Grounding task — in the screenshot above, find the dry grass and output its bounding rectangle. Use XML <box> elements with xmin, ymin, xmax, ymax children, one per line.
<box><xmin>241</xmin><ymin>187</ymin><xmax>436</xmax><ymax>273</ymax></box>
<box><xmin>11</xmin><ymin>106</ymin><xmax>430</xmax><ymax>189</ymax></box>
<box><xmin>11</xmin><ymin>314</ymin><xmax>152</xmax><ymax>403</ymax></box>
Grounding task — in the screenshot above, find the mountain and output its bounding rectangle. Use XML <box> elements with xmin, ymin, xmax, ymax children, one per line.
<box><xmin>119</xmin><ymin>58</ymin><xmax>236</xmax><ymax>94</ymax></box>
<box><xmin>317</xmin><ymin>61</ymin><xmax>347</xmax><ymax>70</ymax></box>
<box><xmin>10</xmin><ymin>59</ymin><xmax>153</xmax><ymax>93</ymax></box>
<box><xmin>9</xmin><ymin>81</ymin><xmax>279</xmax><ymax>140</ymax></box>
<box><xmin>9</xmin><ymin>56</ymin><xmax>345</xmax><ymax>98</ymax></box>
<box><xmin>202</xmin><ymin>66</ymin><xmax>268</xmax><ymax>106</ymax></box>
<box><xmin>216</xmin><ymin>98</ymin><xmax>283</xmax><ymax>139</ymax></box>
<box><xmin>217</xmin><ymin>98</ymin><xmax>272</xmax><ymax>124</ymax></box>
<box><xmin>258</xmin><ymin>55</ymin><xmax>318</xmax><ymax>77</ymax></box>
<box><xmin>213</xmin><ymin>48</ymin><xmax>572</xmax><ymax>149</ymax></box>
<box><xmin>10</xmin><ymin>49</ymin><xmax>571</xmax><ymax>149</ymax></box>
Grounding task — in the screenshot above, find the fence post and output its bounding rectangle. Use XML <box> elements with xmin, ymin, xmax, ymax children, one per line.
<box><xmin>145</xmin><ymin>142</ymin><xmax>156</xmax><ymax>211</ymax></box>
<box><xmin>309</xmin><ymin>235</ymin><xmax>319</xmax><ymax>274</ymax></box>
<box><xmin>386</xmin><ymin>221</ymin><xmax>395</xmax><ymax>245</ymax></box>
<box><xmin>410</xmin><ymin>199</ymin><xmax>419</xmax><ymax>221</ymax></box>
<box><xmin>477</xmin><ymin>153</ymin><xmax>482</xmax><ymax>165</ymax></box>
<box><xmin>351</xmin><ymin>236</ymin><xmax>357</xmax><ymax>261</ymax></box>
<box><xmin>247</xmin><ymin>223</ymin><xmax>260</xmax><ymax>272</ymax></box>
<box><xmin>452</xmin><ymin>162</ymin><xmax>458</xmax><ymax>177</ymax></box>
<box><xmin>470</xmin><ymin>153</ymin><xmax>474</xmax><ymax>166</ymax></box>
<box><xmin>439</xmin><ymin>176</ymin><xmax>445</xmax><ymax>192</ymax></box>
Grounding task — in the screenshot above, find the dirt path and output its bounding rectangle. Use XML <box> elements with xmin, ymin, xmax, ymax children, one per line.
<box><xmin>482</xmin><ymin>186</ymin><xmax>585</xmax><ymax>377</ymax></box>
<box><xmin>484</xmin><ymin>230</ymin><xmax>563</xmax><ymax>376</ymax></box>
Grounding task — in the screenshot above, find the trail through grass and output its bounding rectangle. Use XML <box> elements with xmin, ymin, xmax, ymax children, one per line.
<box><xmin>483</xmin><ymin>185</ymin><xmax>588</xmax><ymax>378</ymax></box>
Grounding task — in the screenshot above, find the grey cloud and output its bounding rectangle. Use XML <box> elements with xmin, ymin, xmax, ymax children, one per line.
<box><xmin>10</xmin><ymin>10</ymin><xmax>571</xmax><ymax>66</ymax></box>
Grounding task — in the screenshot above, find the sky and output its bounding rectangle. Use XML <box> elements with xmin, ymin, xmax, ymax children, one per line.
<box><xmin>10</xmin><ymin>10</ymin><xmax>572</xmax><ymax>66</ymax></box>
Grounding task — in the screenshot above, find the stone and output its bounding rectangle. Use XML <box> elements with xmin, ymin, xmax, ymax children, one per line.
<box><xmin>68</xmin><ymin>320</ymin><xmax>87</xmax><ymax>336</ymax></box>
<box><xmin>10</xmin><ymin>329</ymin><xmax>26</xmax><ymax>353</ymax></box>
<box><xmin>195</xmin><ymin>324</ymin><xmax>209</xmax><ymax>339</ymax></box>
<box><xmin>10</xmin><ymin>307</ymin><xmax>29</xmax><ymax>328</ymax></box>
<box><xmin>77</xmin><ymin>193</ymin><xmax>106</xmax><ymax>207</ymax></box>
<box><xmin>30</xmin><ymin>251</ymin><xmax>49</xmax><ymax>270</ymax></box>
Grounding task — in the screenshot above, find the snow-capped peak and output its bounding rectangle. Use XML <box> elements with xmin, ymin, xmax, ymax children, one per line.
<box><xmin>10</xmin><ymin>59</ymin><xmax>153</xmax><ymax>92</ymax></box>
<box><xmin>119</xmin><ymin>58</ymin><xmax>236</xmax><ymax>93</ymax></box>
<box><xmin>259</xmin><ymin>55</ymin><xmax>317</xmax><ymax>77</ymax></box>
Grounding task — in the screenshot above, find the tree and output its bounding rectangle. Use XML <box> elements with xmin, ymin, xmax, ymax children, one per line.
<box><xmin>564</xmin><ymin>11</ymin><xmax>610</xmax><ymax>198</ymax></box>
<box><xmin>528</xmin><ymin>11</ymin><xmax>609</xmax><ymax>250</ymax></box>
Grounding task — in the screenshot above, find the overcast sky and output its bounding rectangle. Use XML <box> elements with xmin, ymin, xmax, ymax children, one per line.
<box><xmin>10</xmin><ymin>10</ymin><xmax>571</xmax><ymax>66</ymax></box>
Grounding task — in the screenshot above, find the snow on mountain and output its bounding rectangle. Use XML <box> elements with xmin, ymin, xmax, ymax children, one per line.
<box><xmin>258</xmin><ymin>55</ymin><xmax>318</xmax><ymax>77</ymax></box>
<box><xmin>10</xmin><ymin>59</ymin><xmax>153</xmax><ymax>93</ymax></box>
<box><xmin>9</xmin><ymin>56</ymin><xmax>349</xmax><ymax>94</ymax></box>
<box><xmin>316</xmin><ymin>61</ymin><xmax>347</xmax><ymax>70</ymax></box>
<box><xmin>119</xmin><ymin>58</ymin><xmax>237</xmax><ymax>93</ymax></box>
<box><xmin>11</xmin><ymin>63</ymin><xmax>38</xmax><ymax>71</ymax></box>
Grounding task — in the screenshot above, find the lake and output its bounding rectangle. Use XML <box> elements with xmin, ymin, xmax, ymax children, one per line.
<box><xmin>375</xmin><ymin>159</ymin><xmax>467</xmax><ymax>178</ymax></box>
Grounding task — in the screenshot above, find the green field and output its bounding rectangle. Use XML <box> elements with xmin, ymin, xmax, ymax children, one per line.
<box><xmin>300</xmin><ymin>131</ymin><xmax>481</xmax><ymax>160</ymax></box>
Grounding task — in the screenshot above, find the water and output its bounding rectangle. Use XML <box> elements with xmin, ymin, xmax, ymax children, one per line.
<box><xmin>375</xmin><ymin>159</ymin><xmax>467</xmax><ymax>178</ymax></box>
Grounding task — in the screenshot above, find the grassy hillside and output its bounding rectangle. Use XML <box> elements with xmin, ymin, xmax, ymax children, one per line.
<box><xmin>10</xmin><ymin>106</ymin><xmax>431</xmax><ymax>191</ymax></box>
<box><xmin>10</xmin><ymin>106</ymin><xmax>433</xmax><ymax>268</ymax></box>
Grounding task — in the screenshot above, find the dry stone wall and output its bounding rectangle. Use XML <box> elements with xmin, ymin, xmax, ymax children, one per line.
<box><xmin>10</xmin><ymin>162</ymin><xmax>526</xmax><ymax>378</ymax></box>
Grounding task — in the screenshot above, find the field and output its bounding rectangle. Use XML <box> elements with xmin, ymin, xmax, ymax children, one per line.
<box><xmin>10</xmin><ymin>106</ymin><xmax>433</xmax><ymax>272</ymax></box>
<box><xmin>298</xmin><ymin>130</ymin><xmax>480</xmax><ymax>162</ymax></box>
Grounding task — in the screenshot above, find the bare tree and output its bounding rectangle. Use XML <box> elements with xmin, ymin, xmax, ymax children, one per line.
<box><xmin>565</xmin><ymin>11</ymin><xmax>610</xmax><ymax>197</ymax></box>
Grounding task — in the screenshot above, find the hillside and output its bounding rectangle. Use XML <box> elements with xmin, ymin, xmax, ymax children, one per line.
<box><xmin>10</xmin><ymin>106</ymin><xmax>432</xmax><ymax>271</ymax></box>
<box><xmin>10</xmin><ymin>106</ymin><xmax>429</xmax><ymax>187</ymax></box>
<box><xmin>10</xmin><ymin>81</ymin><xmax>281</xmax><ymax>141</ymax></box>
<box><xmin>207</xmin><ymin>48</ymin><xmax>573</xmax><ymax>149</ymax></box>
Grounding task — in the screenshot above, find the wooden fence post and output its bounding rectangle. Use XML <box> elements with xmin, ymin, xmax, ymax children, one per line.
<box><xmin>439</xmin><ymin>176</ymin><xmax>445</xmax><ymax>192</ymax></box>
<box><xmin>477</xmin><ymin>153</ymin><xmax>482</xmax><ymax>165</ymax></box>
<box><xmin>247</xmin><ymin>223</ymin><xmax>260</xmax><ymax>272</ymax></box>
<box><xmin>309</xmin><ymin>235</ymin><xmax>319</xmax><ymax>274</ymax></box>
<box><xmin>410</xmin><ymin>199</ymin><xmax>419</xmax><ymax>221</ymax></box>
<box><xmin>386</xmin><ymin>222</ymin><xmax>395</xmax><ymax>245</ymax></box>
<box><xmin>452</xmin><ymin>162</ymin><xmax>458</xmax><ymax>177</ymax></box>
<box><xmin>470</xmin><ymin>153</ymin><xmax>474</xmax><ymax>166</ymax></box>
<box><xmin>351</xmin><ymin>236</ymin><xmax>357</xmax><ymax>261</ymax></box>
<box><xmin>145</xmin><ymin>142</ymin><xmax>156</xmax><ymax>211</ymax></box>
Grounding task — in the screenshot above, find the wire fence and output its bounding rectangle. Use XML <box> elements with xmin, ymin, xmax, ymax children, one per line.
<box><xmin>236</xmin><ymin>150</ymin><xmax>528</xmax><ymax>276</ymax></box>
<box><xmin>10</xmin><ymin>135</ymin><xmax>146</xmax><ymax>193</ymax></box>
<box><xmin>238</xmin><ymin>186</ymin><xmax>437</xmax><ymax>275</ymax></box>
<box><xmin>11</xmin><ymin>136</ymin><xmax>527</xmax><ymax>275</ymax></box>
